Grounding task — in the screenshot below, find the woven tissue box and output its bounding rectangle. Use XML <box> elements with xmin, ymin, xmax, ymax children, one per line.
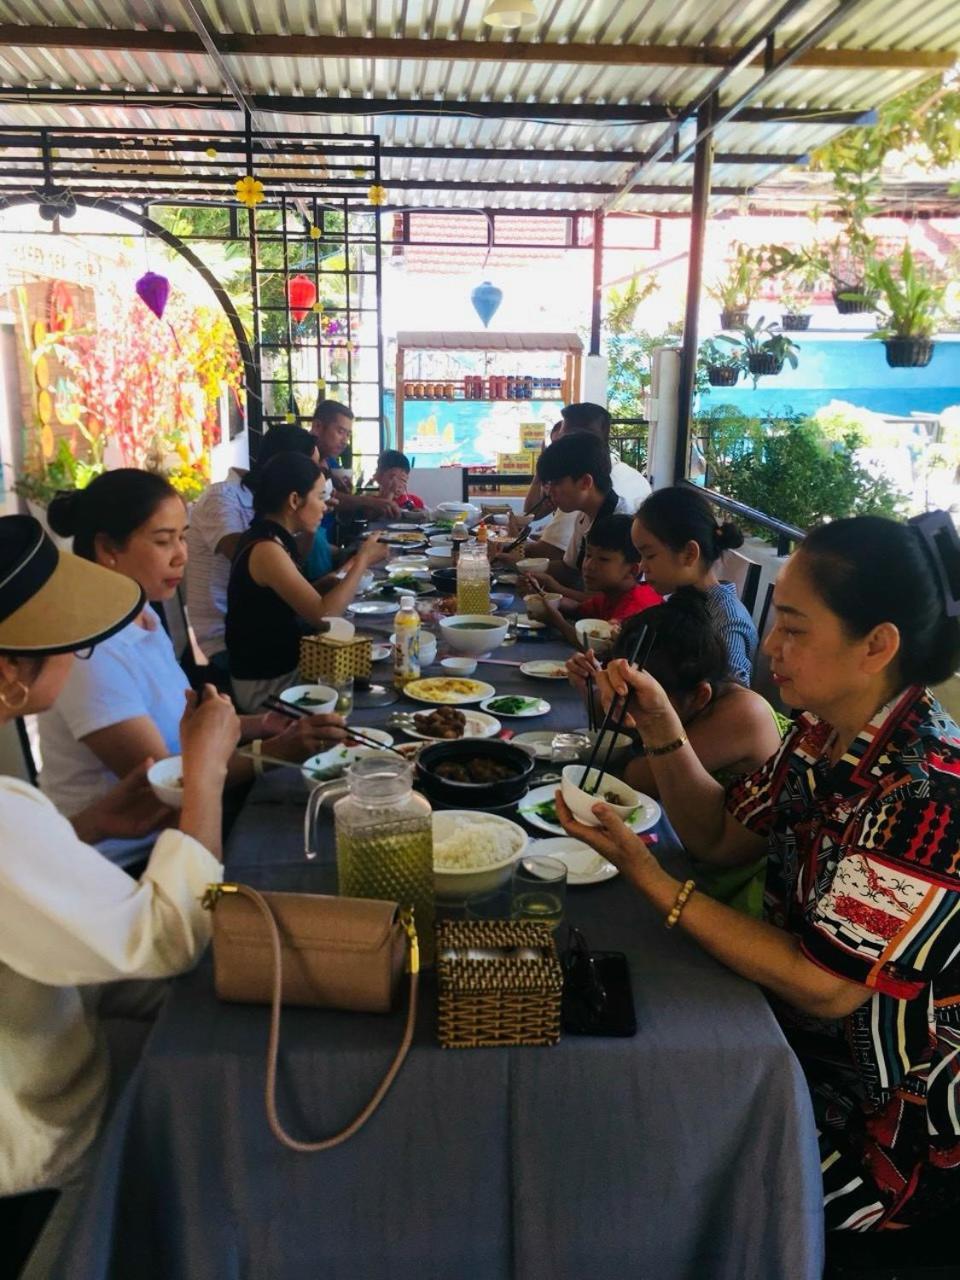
<box><xmin>436</xmin><ymin>920</ymin><xmax>563</xmax><ymax>1049</ymax></box>
<box><xmin>299</xmin><ymin>633</ymin><xmax>373</xmax><ymax>685</ymax></box>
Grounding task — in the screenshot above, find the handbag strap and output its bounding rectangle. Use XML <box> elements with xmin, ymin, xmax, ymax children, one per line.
<box><xmin>230</xmin><ymin>883</ymin><xmax>420</xmax><ymax>1153</ymax></box>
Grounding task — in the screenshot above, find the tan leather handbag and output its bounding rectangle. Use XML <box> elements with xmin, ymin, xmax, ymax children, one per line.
<box><xmin>203</xmin><ymin>883</ymin><xmax>420</xmax><ymax>1152</ymax></box>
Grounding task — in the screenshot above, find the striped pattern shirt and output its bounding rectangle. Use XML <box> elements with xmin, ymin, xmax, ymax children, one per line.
<box><xmin>727</xmin><ymin>686</ymin><xmax>960</xmax><ymax>1229</ymax></box>
<box><xmin>705</xmin><ymin>581</ymin><xmax>758</xmax><ymax>687</ymax></box>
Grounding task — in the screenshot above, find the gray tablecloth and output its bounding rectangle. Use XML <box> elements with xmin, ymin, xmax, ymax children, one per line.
<box><xmin>54</xmin><ymin>622</ymin><xmax>825</xmax><ymax>1280</ymax></box>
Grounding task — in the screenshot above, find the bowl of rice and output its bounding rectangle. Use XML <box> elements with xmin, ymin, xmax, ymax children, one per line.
<box><xmin>432</xmin><ymin>810</ymin><xmax>527</xmax><ymax>899</ymax></box>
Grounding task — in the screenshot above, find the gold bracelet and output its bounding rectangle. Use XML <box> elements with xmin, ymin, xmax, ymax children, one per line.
<box><xmin>665</xmin><ymin>878</ymin><xmax>696</xmax><ymax>929</ymax></box>
<box><xmin>646</xmin><ymin>732</ymin><xmax>688</xmax><ymax>757</ymax></box>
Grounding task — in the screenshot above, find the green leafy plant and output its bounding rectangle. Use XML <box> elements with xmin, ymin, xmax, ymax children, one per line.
<box><xmin>716</xmin><ymin>318</ymin><xmax>800</xmax><ymax>386</ymax></box>
<box><xmin>698</xmin><ymin>408</ymin><xmax>908</xmax><ymax>540</ymax></box>
<box><xmin>706</xmin><ymin>244</ymin><xmax>766</xmax><ymax>312</ymax></box>
<box><xmin>699</xmin><ymin>338</ymin><xmax>743</xmax><ymax>372</ymax></box>
<box><xmin>13</xmin><ymin>438</ymin><xmax>104</xmax><ymax>506</ymax></box>
<box><xmin>850</xmin><ymin>245</ymin><xmax>947</xmax><ymax>340</ymax></box>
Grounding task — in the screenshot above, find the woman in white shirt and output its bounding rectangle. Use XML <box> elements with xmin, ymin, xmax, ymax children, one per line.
<box><xmin>39</xmin><ymin>470</ymin><xmax>351</xmax><ymax>864</ymax></box>
<box><xmin>0</xmin><ymin>514</ymin><xmax>239</xmax><ymax>1271</ymax></box>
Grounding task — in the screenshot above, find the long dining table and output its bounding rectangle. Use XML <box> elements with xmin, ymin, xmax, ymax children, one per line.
<box><xmin>53</xmin><ymin>585</ymin><xmax>825</xmax><ymax>1280</ymax></box>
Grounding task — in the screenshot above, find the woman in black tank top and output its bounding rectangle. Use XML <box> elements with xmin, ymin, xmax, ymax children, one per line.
<box><xmin>225</xmin><ymin>454</ymin><xmax>387</xmax><ymax>712</ymax></box>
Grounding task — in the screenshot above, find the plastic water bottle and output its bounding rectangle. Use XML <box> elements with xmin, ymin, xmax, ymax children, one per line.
<box><xmin>394</xmin><ymin>594</ymin><xmax>421</xmax><ymax>690</ymax></box>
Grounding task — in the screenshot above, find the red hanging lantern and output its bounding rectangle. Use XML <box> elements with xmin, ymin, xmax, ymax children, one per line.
<box><xmin>287</xmin><ymin>274</ymin><xmax>317</xmax><ymax>324</ymax></box>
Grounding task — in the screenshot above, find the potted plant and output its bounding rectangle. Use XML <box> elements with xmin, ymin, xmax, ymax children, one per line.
<box><xmin>761</xmin><ymin>244</ymin><xmax>822</xmax><ymax>330</ymax></box>
<box><xmin>708</xmin><ymin>244</ymin><xmax>765</xmax><ymax>329</ymax></box>
<box><xmin>699</xmin><ymin>338</ymin><xmax>743</xmax><ymax>387</ymax></box>
<box><xmin>849</xmin><ymin>244</ymin><xmax>947</xmax><ymax>368</ymax></box>
<box><xmin>717</xmin><ymin>319</ymin><xmax>800</xmax><ymax>387</ymax></box>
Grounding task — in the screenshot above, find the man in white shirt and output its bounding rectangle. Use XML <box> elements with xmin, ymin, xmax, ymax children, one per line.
<box><xmin>527</xmin><ymin>434</ymin><xmax>628</xmax><ymax>591</ymax></box>
<box><xmin>186</xmin><ymin>424</ymin><xmax>318</xmax><ymax>666</ymax></box>
<box><xmin>507</xmin><ymin>403</ymin><xmax>650</xmax><ymax>565</ymax></box>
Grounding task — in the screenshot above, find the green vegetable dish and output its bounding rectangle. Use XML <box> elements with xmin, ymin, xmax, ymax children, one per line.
<box><xmin>296</xmin><ymin>694</ymin><xmax>325</xmax><ymax>707</ymax></box>
<box><xmin>528</xmin><ymin>797</ymin><xmax>558</xmax><ymax>824</ymax></box>
<box><xmin>487</xmin><ymin>696</ymin><xmax>536</xmax><ymax>714</ymax></box>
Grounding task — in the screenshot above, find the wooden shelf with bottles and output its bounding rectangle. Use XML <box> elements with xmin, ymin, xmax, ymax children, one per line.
<box><xmin>393</xmin><ymin>330</ymin><xmax>583</xmax><ymax>452</ymax></box>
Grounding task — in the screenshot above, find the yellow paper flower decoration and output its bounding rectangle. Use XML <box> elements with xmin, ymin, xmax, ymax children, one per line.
<box><xmin>367</xmin><ymin>184</ymin><xmax>387</xmax><ymax>207</ymax></box>
<box><xmin>284</xmin><ymin>412</ymin><xmax>296</xmax><ymax>424</ymax></box>
<box><xmin>353</xmin><ymin>166</ymin><xmax>367</xmax><ymax>179</ymax></box>
<box><xmin>312</xmin><ymin>302</ymin><xmax>323</xmax><ymax>315</ymax></box>
<box><xmin>309</xmin><ymin>224</ymin><xmax>321</xmax><ymax>240</ymax></box>
<box><xmin>235</xmin><ymin>175</ymin><xmax>265</xmax><ymax>208</ymax></box>
<box><xmin>205</xmin><ymin>147</ymin><xmax>217</xmax><ymax>158</ymax></box>
<box><xmin>40</xmin><ymin>424</ymin><xmax>55</xmax><ymax>460</ymax></box>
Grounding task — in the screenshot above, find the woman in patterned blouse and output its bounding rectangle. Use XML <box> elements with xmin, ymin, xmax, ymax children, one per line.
<box><xmin>558</xmin><ymin>512</ymin><xmax>960</xmax><ymax>1233</ymax></box>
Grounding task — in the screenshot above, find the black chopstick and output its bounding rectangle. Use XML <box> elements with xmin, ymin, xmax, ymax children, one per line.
<box><xmin>498</xmin><ymin>494</ymin><xmax>552</xmax><ymax>555</ymax></box>
<box><xmin>262</xmin><ymin>697</ymin><xmax>405</xmax><ymax>756</ymax></box>
<box><xmin>581</xmin><ymin>624</ymin><xmax>655</xmax><ymax>795</ymax></box>
<box><xmin>585</xmin><ymin>673</ymin><xmax>597</xmax><ymax>733</ymax></box>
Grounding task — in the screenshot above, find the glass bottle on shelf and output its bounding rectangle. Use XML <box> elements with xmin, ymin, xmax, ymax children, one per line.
<box><xmin>334</xmin><ymin>757</ymin><xmax>435</xmax><ymax>965</ymax></box>
<box><xmin>456</xmin><ymin>541</ymin><xmax>491</xmax><ymax>616</ymax></box>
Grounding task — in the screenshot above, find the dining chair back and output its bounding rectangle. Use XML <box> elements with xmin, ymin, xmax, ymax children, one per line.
<box><xmin>721</xmin><ymin>548</ymin><xmax>762</xmax><ymax>616</ymax></box>
<box><xmin>750</xmin><ymin>580</ymin><xmax>782</xmax><ymax>705</ymax></box>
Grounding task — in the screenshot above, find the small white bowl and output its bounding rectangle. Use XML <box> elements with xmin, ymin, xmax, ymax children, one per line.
<box><xmin>434</xmin><ymin>502</ymin><xmax>480</xmax><ymax>521</ymax></box>
<box><xmin>523</xmin><ymin>592</ymin><xmax>562</xmax><ymax>621</ymax></box>
<box><xmin>574</xmin><ymin>617</ymin><xmax>615</xmax><ymax>655</ymax></box>
<box><xmin>517</xmin><ymin>557</ymin><xmax>550</xmax><ymax>575</ymax></box>
<box><xmin>439</xmin><ymin>613</ymin><xmax>509</xmax><ymax>655</ymax></box>
<box><xmin>432</xmin><ymin>809</ymin><xmax>527</xmax><ymax>900</ymax></box>
<box><xmin>279</xmin><ymin>684</ymin><xmax>338</xmax><ymax>714</ymax></box>
<box><xmin>441</xmin><ymin>656</ymin><xmax>478</xmax><ymax>676</ymax></box>
<box><xmin>561</xmin><ymin>764</ymin><xmax>641</xmax><ymax>827</ymax></box>
<box><xmin>389</xmin><ymin>631</ymin><xmax>438</xmax><ymax>665</ymax></box>
<box><xmin>148</xmin><ymin>755</ymin><xmax>184</xmax><ymax>809</ymax></box>
<box><xmin>427</xmin><ymin>546</ymin><xmax>454</xmax><ymax>568</ymax></box>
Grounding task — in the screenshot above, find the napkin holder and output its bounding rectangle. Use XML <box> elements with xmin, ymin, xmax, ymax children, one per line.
<box><xmin>299</xmin><ymin>633</ymin><xmax>373</xmax><ymax>685</ymax></box>
<box><xmin>436</xmin><ymin>920</ymin><xmax>562</xmax><ymax>1049</ymax></box>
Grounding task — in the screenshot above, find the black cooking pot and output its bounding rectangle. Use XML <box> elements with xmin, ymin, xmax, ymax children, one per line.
<box><xmin>430</xmin><ymin>567</ymin><xmax>458</xmax><ymax>593</ymax></box>
<box><xmin>416</xmin><ymin>738</ymin><xmax>534</xmax><ymax>809</ymax></box>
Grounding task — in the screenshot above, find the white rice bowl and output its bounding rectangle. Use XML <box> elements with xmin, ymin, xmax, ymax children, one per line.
<box><xmin>432</xmin><ymin>810</ymin><xmax>527</xmax><ymax>899</ymax></box>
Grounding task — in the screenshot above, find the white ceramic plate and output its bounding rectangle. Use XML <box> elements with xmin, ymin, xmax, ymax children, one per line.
<box><xmin>400</xmin><ymin>709</ymin><xmax>502</xmax><ymax>742</ymax></box>
<box><xmin>495</xmin><ymin>572</ymin><xmax>519</xmax><ymax>585</ymax></box>
<box><xmin>518</xmin><ymin>783</ymin><xmax>661</xmax><ymax>836</ymax></box>
<box><xmin>385</xmin><ymin>565</ymin><xmax>432</xmax><ymax>581</ymax></box>
<box><xmin>520</xmin><ymin>660</ymin><xmax>568</xmax><ymax>680</ymax></box>
<box><xmin>392</xmin><ymin>555</ymin><xmax>430</xmax><ymax>570</ymax></box>
<box><xmin>403</xmin><ymin>676</ymin><xmax>496</xmax><ymax>705</ymax></box>
<box><xmin>370</xmin><ymin>643</ymin><xmax>392</xmax><ymax>662</ymax></box>
<box><xmin>528</xmin><ymin>836</ymin><xmax>619</xmax><ymax>886</ymax></box>
<box><xmin>301</xmin><ymin>729</ymin><xmax>395</xmax><ymax>785</ymax></box>
<box><xmin>348</xmin><ymin>600</ymin><xmax>401</xmax><ymax>617</ymax></box>
<box><xmin>479</xmin><ymin>695</ymin><xmax>550</xmax><ymax>718</ymax></box>
<box><xmin>515</xmin><ymin>615</ymin><xmax>546</xmax><ymax>630</ymax></box>
<box><xmin>380</xmin><ymin>531</ymin><xmax>428</xmax><ymax>547</ymax></box>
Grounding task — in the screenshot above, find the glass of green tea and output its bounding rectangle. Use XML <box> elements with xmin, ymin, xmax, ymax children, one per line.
<box><xmin>511</xmin><ymin>855</ymin><xmax>567</xmax><ymax>931</ymax></box>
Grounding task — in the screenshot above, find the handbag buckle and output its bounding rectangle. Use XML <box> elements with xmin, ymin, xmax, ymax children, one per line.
<box><xmin>202</xmin><ymin>882</ymin><xmax>239</xmax><ymax>910</ymax></box>
<box><xmin>399</xmin><ymin>908</ymin><xmax>420</xmax><ymax>975</ymax></box>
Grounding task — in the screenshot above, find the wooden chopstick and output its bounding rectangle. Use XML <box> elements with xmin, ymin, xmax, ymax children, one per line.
<box><xmin>580</xmin><ymin>624</ymin><xmax>655</xmax><ymax>795</ymax></box>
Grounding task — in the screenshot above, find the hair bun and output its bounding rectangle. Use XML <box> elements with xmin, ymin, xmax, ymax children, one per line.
<box><xmin>716</xmin><ymin>520</ymin><xmax>744</xmax><ymax>552</ymax></box>
<box><xmin>46</xmin><ymin>488</ymin><xmax>84</xmax><ymax>538</ymax></box>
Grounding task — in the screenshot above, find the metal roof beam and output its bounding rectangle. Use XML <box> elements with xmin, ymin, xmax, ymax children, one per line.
<box><xmin>378</xmin><ymin>146</ymin><xmax>804</xmax><ymax>164</ymax></box>
<box><xmin>0</xmin><ymin>87</ymin><xmax>877</xmax><ymax>125</ymax></box>
<box><xmin>605</xmin><ymin>0</ymin><xmax>869</xmax><ymax>209</ymax></box>
<box><xmin>0</xmin><ymin>26</ymin><xmax>953</xmax><ymax>71</ymax></box>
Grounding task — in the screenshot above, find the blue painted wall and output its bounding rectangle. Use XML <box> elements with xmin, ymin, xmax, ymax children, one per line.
<box><xmin>699</xmin><ymin>336</ymin><xmax>960</xmax><ymax>418</ymax></box>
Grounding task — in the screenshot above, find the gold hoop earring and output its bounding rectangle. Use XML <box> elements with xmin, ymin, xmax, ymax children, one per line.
<box><xmin>0</xmin><ymin>680</ymin><xmax>29</xmax><ymax>711</ymax></box>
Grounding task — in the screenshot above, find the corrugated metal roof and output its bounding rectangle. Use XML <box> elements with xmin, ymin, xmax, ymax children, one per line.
<box><xmin>0</xmin><ymin>0</ymin><xmax>956</xmax><ymax>211</ymax></box>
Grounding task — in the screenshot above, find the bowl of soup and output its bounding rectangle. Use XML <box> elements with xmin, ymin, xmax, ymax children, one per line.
<box><xmin>438</xmin><ymin>613</ymin><xmax>509</xmax><ymax>654</ymax></box>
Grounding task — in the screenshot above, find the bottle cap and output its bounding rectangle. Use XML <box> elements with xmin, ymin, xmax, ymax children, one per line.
<box><xmin>399</xmin><ymin>595</ymin><xmax>416</xmax><ymax>609</ymax></box>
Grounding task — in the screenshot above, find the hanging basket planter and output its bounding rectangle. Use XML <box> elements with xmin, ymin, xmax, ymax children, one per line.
<box><xmin>707</xmin><ymin>365</ymin><xmax>740</xmax><ymax>387</ymax></box>
<box><xmin>833</xmin><ymin>287</ymin><xmax>877</xmax><ymax>315</ymax></box>
<box><xmin>781</xmin><ymin>313</ymin><xmax>811</xmax><ymax>331</ymax></box>
<box><xmin>720</xmin><ymin>306</ymin><xmax>749</xmax><ymax>330</ymax></box>
<box><xmin>882</xmin><ymin>338</ymin><xmax>935</xmax><ymax>369</ymax></box>
<box><xmin>747</xmin><ymin>352</ymin><xmax>784</xmax><ymax>377</ymax></box>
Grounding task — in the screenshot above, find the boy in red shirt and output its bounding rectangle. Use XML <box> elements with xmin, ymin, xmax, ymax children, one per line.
<box><xmin>373</xmin><ymin>450</ymin><xmax>425</xmax><ymax>512</ymax></box>
<box><xmin>524</xmin><ymin>514</ymin><xmax>661</xmax><ymax>646</ymax></box>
